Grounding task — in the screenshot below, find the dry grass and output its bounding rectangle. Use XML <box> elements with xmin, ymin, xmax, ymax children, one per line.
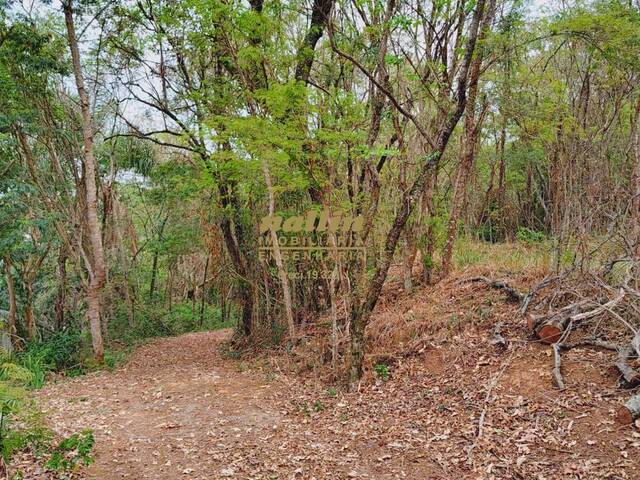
<box><xmin>363</xmin><ymin>240</ymin><xmax>551</xmax><ymax>364</ymax></box>
<box><xmin>290</xmin><ymin>240</ymin><xmax>553</xmax><ymax>382</ymax></box>
<box><xmin>452</xmin><ymin>237</ymin><xmax>553</xmax><ymax>273</ymax></box>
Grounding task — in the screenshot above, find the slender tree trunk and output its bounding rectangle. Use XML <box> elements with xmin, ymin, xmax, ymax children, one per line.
<box><xmin>397</xmin><ymin>126</ymin><xmax>416</xmax><ymax>291</ymax></box>
<box><xmin>64</xmin><ymin>0</ymin><xmax>105</xmax><ymax>363</ymax></box>
<box><xmin>23</xmin><ymin>278</ymin><xmax>36</xmax><ymax>341</ymax></box>
<box><xmin>440</xmin><ymin>1</ymin><xmax>493</xmax><ymax>277</ymax></box>
<box><xmin>149</xmin><ymin>216</ymin><xmax>168</xmax><ymax>302</ymax></box>
<box><xmin>496</xmin><ymin>121</ymin><xmax>507</xmax><ymax>239</ymax></box>
<box><xmin>3</xmin><ymin>256</ymin><xmax>17</xmax><ymax>351</ymax></box>
<box><xmin>55</xmin><ymin>247</ymin><xmax>67</xmax><ymax>331</ymax></box>
<box><xmin>442</xmin><ymin>104</ymin><xmax>484</xmax><ymax>277</ymax></box>
<box><xmin>261</xmin><ymin>159</ymin><xmax>296</xmax><ymax>337</ymax></box>
<box><xmin>220</xmin><ymin>276</ymin><xmax>226</xmax><ymax>324</ymax></box>
<box><xmin>112</xmin><ymin>199</ymin><xmax>135</xmax><ymax>325</ymax></box>
<box><xmin>294</xmin><ymin>0</ymin><xmax>335</xmax><ymax>83</ymax></box>
<box><xmin>402</xmin><ymin>232</ymin><xmax>417</xmax><ymax>291</ymax></box>
<box><xmin>630</xmin><ymin>96</ymin><xmax>640</xmax><ymax>255</ymax></box>
<box><xmin>421</xmin><ymin>170</ymin><xmax>438</xmax><ymax>284</ymax></box>
<box><xmin>199</xmin><ymin>255</ymin><xmax>209</xmax><ymax>327</ymax></box>
<box><xmin>219</xmin><ymin>216</ymin><xmax>254</xmax><ymax>336</ymax></box>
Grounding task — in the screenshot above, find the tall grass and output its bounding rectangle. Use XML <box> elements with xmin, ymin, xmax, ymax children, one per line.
<box><xmin>453</xmin><ymin>237</ymin><xmax>552</xmax><ymax>273</ymax></box>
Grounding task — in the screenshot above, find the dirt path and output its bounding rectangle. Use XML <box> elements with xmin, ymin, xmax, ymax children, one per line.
<box><xmin>37</xmin><ymin>330</ymin><xmax>438</xmax><ymax>479</ymax></box>
<box><xmin>36</xmin><ymin>326</ymin><xmax>640</xmax><ymax>479</ymax></box>
<box><xmin>37</xmin><ymin>331</ymin><xmax>281</xmax><ymax>478</ymax></box>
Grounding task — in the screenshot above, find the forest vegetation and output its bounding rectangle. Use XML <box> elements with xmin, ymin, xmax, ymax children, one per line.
<box><xmin>1</xmin><ymin>0</ymin><xmax>640</xmax><ymax>477</ymax></box>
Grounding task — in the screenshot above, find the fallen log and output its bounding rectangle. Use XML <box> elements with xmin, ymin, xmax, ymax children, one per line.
<box><xmin>529</xmin><ymin>300</ymin><xmax>590</xmax><ymax>344</ymax></box>
<box><xmin>616</xmin><ymin>394</ymin><xmax>640</xmax><ymax>425</ymax></box>
<box><xmin>531</xmin><ymin>290</ymin><xmax>625</xmax><ymax>344</ymax></box>
<box><xmin>552</xmin><ymin>343</ymin><xmax>565</xmax><ymax>390</ymax></box>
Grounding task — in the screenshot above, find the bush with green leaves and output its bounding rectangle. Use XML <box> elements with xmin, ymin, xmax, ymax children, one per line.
<box><xmin>45</xmin><ymin>430</ymin><xmax>94</xmax><ymax>472</ymax></box>
<box><xmin>374</xmin><ymin>363</ymin><xmax>390</xmax><ymax>381</ymax></box>
<box><xmin>11</xmin><ymin>331</ymin><xmax>85</xmax><ymax>388</ymax></box>
<box><xmin>0</xmin><ymin>357</ymin><xmax>95</xmax><ymax>472</ymax></box>
<box><xmin>516</xmin><ymin>227</ymin><xmax>546</xmax><ymax>244</ymax></box>
<box><xmin>0</xmin><ymin>362</ymin><xmax>50</xmax><ymax>461</ymax></box>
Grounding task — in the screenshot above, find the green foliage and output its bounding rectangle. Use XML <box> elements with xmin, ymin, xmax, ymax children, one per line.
<box><xmin>45</xmin><ymin>430</ymin><xmax>94</xmax><ymax>472</ymax></box>
<box><xmin>23</xmin><ymin>331</ymin><xmax>83</xmax><ymax>373</ymax></box>
<box><xmin>0</xmin><ymin>348</ymin><xmax>93</xmax><ymax>467</ymax></box>
<box><xmin>8</xmin><ymin>331</ymin><xmax>85</xmax><ymax>388</ymax></box>
<box><xmin>516</xmin><ymin>227</ymin><xmax>545</xmax><ymax>243</ymax></box>
<box><xmin>8</xmin><ymin>354</ymin><xmax>46</xmax><ymax>389</ymax></box>
<box><xmin>109</xmin><ymin>301</ymin><xmax>235</xmax><ymax>346</ymax></box>
<box><xmin>374</xmin><ymin>363</ymin><xmax>390</xmax><ymax>381</ymax></box>
<box><xmin>421</xmin><ymin>254</ymin><xmax>434</xmax><ymax>272</ymax></box>
<box><xmin>0</xmin><ymin>359</ymin><xmax>50</xmax><ymax>461</ymax></box>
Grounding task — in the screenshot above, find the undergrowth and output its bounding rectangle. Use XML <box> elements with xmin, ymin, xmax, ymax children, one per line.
<box><xmin>0</xmin><ymin>356</ymin><xmax>94</xmax><ymax>476</ymax></box>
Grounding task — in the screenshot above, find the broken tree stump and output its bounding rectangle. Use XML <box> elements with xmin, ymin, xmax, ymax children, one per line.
<box><xmin>616</xmin><ymin>394</ymin><xmax>640</xmax><ymax>425</ymax></box>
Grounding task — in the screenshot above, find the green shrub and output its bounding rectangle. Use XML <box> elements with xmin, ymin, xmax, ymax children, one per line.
<box><xmin>0</xmin><ymin>363</ymin><xmax>51</xmax><ymax>461</ymax></box>
<box><xmin>516</xmin><ymin>227</ymin><xmax>546</xmax><ymax>243</ymax></box>
<box><xmin>45</xmin><ymin>430</ymin><xmax>94</xmax><ymax>471</ymax></box>
<box><xmin>9</xmin><ymin>331</ymin><xmax>85</xmax><ymax>388</ymax></box>
<box><xmin>374</xmin><ymin>363</ymin><xmax>390</xmax><ymax>381</ymax></box>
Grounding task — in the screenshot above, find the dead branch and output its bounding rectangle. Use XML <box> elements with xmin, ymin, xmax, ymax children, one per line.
<box><xmin>520</xmin><ymin>273</ymin><xmax>562</xmax><ymax>315</ymax></box>
<box><xmin>552</xmin><ymin>343</ymin><xmax>565</xmax><ymax>390</ymax></box>
<box><xmin>615</xmin><ymin>344</ymin><xmax>640</xmax><ymax>388</ymax></box>
<box><xmin>551</xmin><ymin>338</ymin><xmax>618</xmax><ymax>390</ymax></box>
<box><xmin>463</xmin><ymin>276</ymin><xmax>525</xmax><ymax>303</ymax></box>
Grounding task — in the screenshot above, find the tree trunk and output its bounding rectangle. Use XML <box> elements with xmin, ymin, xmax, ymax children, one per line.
<box><xmin>261</xmin><ymin>159</ymin><xmax>296</xmax><ymax>337</ymax></box>
<box><xmin>420</xmin><ymin>170</ymin><xmax>438</xmax><ymax>285</ymax></box>
<box><xmin>64</xmin><ymin>0</ymin><xmax>105</xmax><ymax>363</ymax></box>
<box><xmin>294</xmin><ymin>0</ymin><xmax>335</xmax><ymax>83</ymax></box>
<box><xmin>55</xmin><ymin>247</ymin><xmax>67</xmax><ymax>331</ymax></box>
<box><xmin>149</xmin><ymin>216</ymin><xmax>168</xmax><ymax>302</ymax></box>
<box><xmin>441</xmin><ymin>17</ymin><xmax>489</xmax><ymax>278</ymax></box>
<box><xmin>3</xmin><ymin>255</ymin><xmax>17</xmax><ymax>352</ymax></box>
<box><xmin>629</xmin><ymin>96</ymin><xmax>640</xmax><ymax>255</ymax></box>
<box><xmin>402</xmin><ymin>233</ymin><xmax>417</xmax><ymax>291</ymax></box>
<box><xmin>24</xmin><ymin>279</ymin><xmax>36</xmax><ymax>341</ymax></box>
<box><xmin>199</xmin><ymin>255</ymin><xmax>209</xmax><ymax>327</ymax></box>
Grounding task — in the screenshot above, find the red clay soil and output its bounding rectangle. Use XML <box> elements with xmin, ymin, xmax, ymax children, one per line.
<box><xmin>23</xmin><ymin>269</ymin><xmax>640</xmax><ymax>479</ymax></box>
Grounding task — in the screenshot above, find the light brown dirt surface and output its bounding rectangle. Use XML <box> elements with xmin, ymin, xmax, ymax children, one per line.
<box><xmin>33</xmin><ymin>330</ymin><xmax>440</xmax><ymax>479</ymax></box>
<box><xmin>31</xmin><ymin>272</ymin><xmax>640</xmax><ymax>479</ymax></box>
